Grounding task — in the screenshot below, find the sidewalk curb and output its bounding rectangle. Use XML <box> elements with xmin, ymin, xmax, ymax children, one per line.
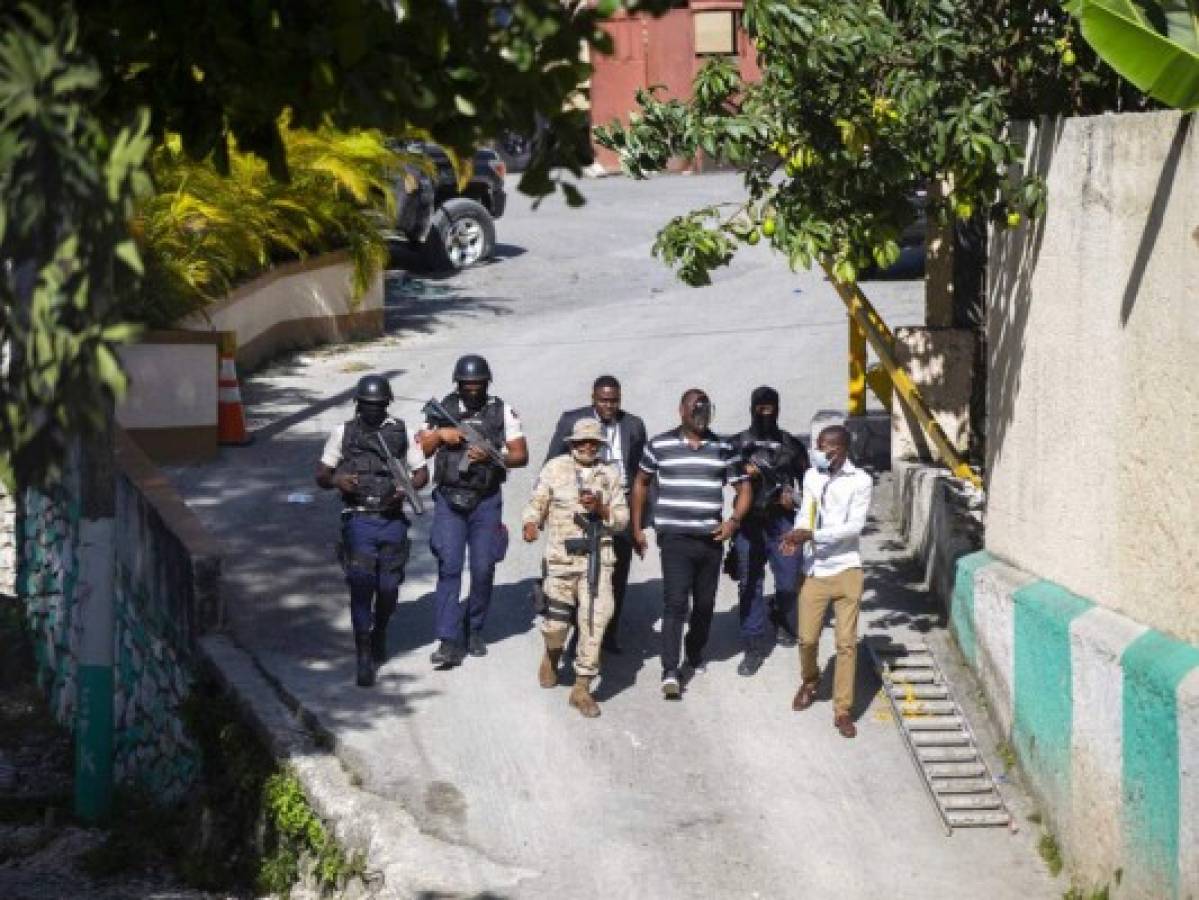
<box><xmin>198</xmin><ymin>634</ymin><xmax>538</xmax><ymax>899</ymax></box>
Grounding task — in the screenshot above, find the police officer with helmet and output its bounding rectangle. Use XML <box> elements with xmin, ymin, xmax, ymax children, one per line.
<box><xmin>419</xmin><ymin>354</ymin><xmax>528</xmax><ymax>669</ymax></box>
<box><xmin>316</xmin><ymin>375</ymin><xmax>429</xmax><ymax>687</ymax></box>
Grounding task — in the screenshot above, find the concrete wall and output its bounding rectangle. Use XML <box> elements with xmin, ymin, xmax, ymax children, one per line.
<box><xmin>891</xmin><ymin>327</ymin><xmax>974</xmax><ymax>463</ymax></box>
<box><xmin>953</xmin><ymin>552</ymin><xmax>1199</xmax><ymax>898</ymax></box>
<box><xmin>891</xmin><ymin>459</ymin><xmax>983</xmax><ymax>606</ymax></box>
<box><xmin>16</xmin><ymin>432</ymin><xmax>222</xmax><ymax>800</ymax></box>
<box><xmin>986</xmin><ymin>111</ymin><xmax>1199</xmax><ymax>644</ymax></box>
<box><xmin>116</xmin><ymin>331</ymin><xmax>219</xmax><ymax>464</ymax></box>
<box><xmin>179</xmin><ymin>250</ymin><xmax>384</xmax><ymax>373</ymax></box>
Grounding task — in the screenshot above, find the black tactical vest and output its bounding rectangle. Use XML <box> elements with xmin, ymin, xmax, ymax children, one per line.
<box><xmin>734</xmin><ymin>428</ymin><xmax>802</xmax><ymax>516</ymax></box>
<box><xmin>338</xmin><ymin>418</ymin><xmax>409</xmax><ymax>511</ymax></box>
<box><xmin>433</xmin><ymin>393</ymin><xmax>507</xmax><ymax>496</ymax></box>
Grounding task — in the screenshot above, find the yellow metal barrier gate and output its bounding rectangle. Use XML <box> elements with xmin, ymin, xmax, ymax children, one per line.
<box><xmin>823</xmin><ymin>262</ymin><xmax>981</xmax><ymax>490</ymax></box>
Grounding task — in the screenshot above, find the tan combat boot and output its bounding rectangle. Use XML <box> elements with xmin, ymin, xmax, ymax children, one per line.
<box><xmin>538</xmin><ymin>647</ymin><xmax>563</xmax><ymax>689</ymax></box>
<box><xmin>568</xmin><ymin>677</ymin><xmax>600</xmax><ymax>718</ymax></box>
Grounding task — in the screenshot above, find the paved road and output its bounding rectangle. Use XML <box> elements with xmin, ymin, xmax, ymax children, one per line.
<box><xmin>172</xmin><ymin>173</ymin><xmax>1057</xmax><ymax>898</ymax></box>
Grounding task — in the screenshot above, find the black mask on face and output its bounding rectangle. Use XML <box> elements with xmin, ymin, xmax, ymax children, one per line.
<box><xmin>458</xmin><ymin>381</ymin><xmax>488</xmax><ymax>413</ymax></box>
<box><xmin>687</xmin><ymin>396</ymin><xmax>713</xmax><ymax>432</ymax></box>
<box><xmin>750</xmin><ymin>386</ymin><xmax>780</xmax><ymax>436</ymax></box>
<box><xmin>358</xmin><ymin>402</ymin><xmax>387</xmax><ymax>430</ymax></box>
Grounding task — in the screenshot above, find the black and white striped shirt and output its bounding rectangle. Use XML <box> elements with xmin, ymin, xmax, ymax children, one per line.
<box><xmin>640</xmin><ymin>428</ymin><xmax>746</xmax><ymax>535</ymax></box>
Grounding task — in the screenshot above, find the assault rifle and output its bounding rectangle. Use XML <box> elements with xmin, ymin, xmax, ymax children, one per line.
<box><xmin>422</xmin><ymin>398</ymin><xmax>507</xmax><ymax>475</ymax></box>
<box><xmin>747</xmin><ymin>448</ymin><xmax>789</xmax><ymax>507</ymax></box>
<box><xmin>376</xmin><ymin>434</ymin><xmax>426</xmax><ymax>515</ymax></box>
<box><xmin>565</xmin><ymin>511</ymin><xmax>605</xmax><ymax>637</ymax></box>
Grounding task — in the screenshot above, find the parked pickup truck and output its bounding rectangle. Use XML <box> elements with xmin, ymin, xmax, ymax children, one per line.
<box><xmin>388</xmin><ymin>140</ymin><xmax>508</xmax><ymax>271</ymax></box>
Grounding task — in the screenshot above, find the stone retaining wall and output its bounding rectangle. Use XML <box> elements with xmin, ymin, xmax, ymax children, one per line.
<box><xmin>0</xmin><ymin>484</ymin><xmax>14</xmax><ymax>597</ymax></box>
<box><xmin>16</xmin><ymin>433</ymin><xmax>222</xmax><ymax>801</ymax></box>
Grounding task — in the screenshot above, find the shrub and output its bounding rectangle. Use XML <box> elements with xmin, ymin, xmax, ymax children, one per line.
<box><xmin>126</xmin><ymin>124</ymin><xmax>402</xmax><ymax>327</ymax></box>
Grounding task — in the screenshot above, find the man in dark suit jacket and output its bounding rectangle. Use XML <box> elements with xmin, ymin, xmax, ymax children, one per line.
<box><xmin>545</xmin><ymin>375</ymin><xmax>647</xmax><ymax>653</ymax></box>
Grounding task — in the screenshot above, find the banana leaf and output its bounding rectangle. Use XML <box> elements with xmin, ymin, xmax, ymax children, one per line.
<box><xmin>1067</xmin><ymin>0</ymin><xmax>1199</xmax><ymax>109</ymax></box>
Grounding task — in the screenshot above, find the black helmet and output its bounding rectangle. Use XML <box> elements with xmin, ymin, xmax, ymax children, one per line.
<box><xmin>354</xmin><ymin>374</ymin><xmax>393</xmax><ymax>404</ymax></box>
<box><xmin>452</xmin><ymin>354</ymin><xmax>492</xmax><ymax>383</ymax></box>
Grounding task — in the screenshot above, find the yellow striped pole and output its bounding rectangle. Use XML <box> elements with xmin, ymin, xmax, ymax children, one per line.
<box><xmin>825</xmin><ymin>262</ymin><xmax>982</xmax><ymax>489</ymax></box>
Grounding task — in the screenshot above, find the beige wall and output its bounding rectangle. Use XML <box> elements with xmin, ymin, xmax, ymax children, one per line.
<box><xmin>986</xmin><ymin>111</ymin><xmax>1199</xmax><ymax>643</ymax></box>
<box><xmin>179</xmin><ymin>251</ymin><xmax>384</xmax><ymax>372</ymax></box>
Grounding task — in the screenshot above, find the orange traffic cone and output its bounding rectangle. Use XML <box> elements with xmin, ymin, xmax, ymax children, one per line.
<box><xmin>217</xmin><ymin>333</ymin><xmax>252</xmax><ymax>446</ymax></box>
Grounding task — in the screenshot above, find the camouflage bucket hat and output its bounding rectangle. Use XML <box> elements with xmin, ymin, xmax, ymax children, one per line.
<box><xmin>566</xmin><ymin>419</ymin><xmax>608</xmax><ymax>444</ymax></box>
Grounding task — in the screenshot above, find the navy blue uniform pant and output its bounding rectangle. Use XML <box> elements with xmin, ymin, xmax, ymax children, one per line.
<box><xmin>342</xmin><ymin>513</ymin><xmax>409</xmax><ymax>636</ymax></box>
<box><xmin>430</xmin><ymin>489</ymin><xmax>506</xmax><ymax>643</ymax></box>
<box><xmin>733</xmin><ymin>512</ymin><xmax>801</xmax><ymax>650</ymax></box>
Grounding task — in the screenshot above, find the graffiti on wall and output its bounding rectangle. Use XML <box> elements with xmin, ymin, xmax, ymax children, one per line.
<box><xmin>18</xmin><ymin>480</ymin><xmax>199</xmax><ymax>802</ymax></box>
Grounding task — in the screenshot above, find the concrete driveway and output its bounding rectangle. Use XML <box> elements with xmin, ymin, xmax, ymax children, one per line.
<box><xmin>171</xmin><ymin>173</ymin><xmax>1058</xmax><ymax>899</ymax></box>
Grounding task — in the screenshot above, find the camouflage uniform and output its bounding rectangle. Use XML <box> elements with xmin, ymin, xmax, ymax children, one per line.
<box><xmin>522</xmin><ymin>454</ymin><xmax>629</xmax><ymax>679</ymax></box>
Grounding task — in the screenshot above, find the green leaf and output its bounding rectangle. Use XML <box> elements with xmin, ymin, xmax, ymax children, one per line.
<box><xmin>1069</xmin><ymin>0</ymin><xmax>1199</xmax><ymax>108</ymax></box>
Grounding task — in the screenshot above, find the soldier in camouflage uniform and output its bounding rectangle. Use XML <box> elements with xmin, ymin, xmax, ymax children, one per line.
<box><xmin>522</xmin><ymin>419</ymin><xmax>629</xmax><ymax>718</ymax></box>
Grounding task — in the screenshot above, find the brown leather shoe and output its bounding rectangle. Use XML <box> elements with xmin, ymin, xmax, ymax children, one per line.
<box><xmin>834</xmin><ymin>713</ymin><xmax>857</xmax><ymax>738</ymax></box>
<box><xmin>538</xmin><ymin>648</ymin><xmax>563</xmax><ymax>689</ymax></box>
<box><xmin>791</xmin><ymin>681</ymin><xmax>818</xmax><ymax>712</ymax></box>
<box><xmin>569</xmin><ymin>677</ymin><xmax>601</xmax><ymax>718</ymax></box>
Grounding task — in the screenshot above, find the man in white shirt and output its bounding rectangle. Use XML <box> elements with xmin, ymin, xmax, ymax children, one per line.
<box><xmin>782</xmin><ymin>424</ymin><xmax>873</xmax><ymax>738</ymax></box>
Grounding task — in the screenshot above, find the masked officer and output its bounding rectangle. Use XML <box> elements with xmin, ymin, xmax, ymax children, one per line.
<box><xmin>728</xmin><ymin>386</ymin><xmax>809</xmax><ymax>677</ymax></box>
<box><xmin>315</xmin><ymin>375</ymin><xmax>429</xmax><ymax>687</ymax></box>
<box><xmin>418</xmin><ymin>355</ymin><xmax>528</xmax><ymax>669</ymax></box>
<box><xmin>523</xmin><ymin>419</ymin><xmax>629</xmax><ymax>718</ymax></box>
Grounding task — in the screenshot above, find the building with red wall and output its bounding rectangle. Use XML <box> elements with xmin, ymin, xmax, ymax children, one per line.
<box><xmin>588</xmin><ymin>1</ymin><xmax>761</xmax><ymax>173</ymax></box>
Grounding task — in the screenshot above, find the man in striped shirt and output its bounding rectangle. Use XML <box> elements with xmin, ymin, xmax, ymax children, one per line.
<box><xmin>631</xmin><ymin>389</ymin><xmax>751</xmax><ymax>699</ymax></box>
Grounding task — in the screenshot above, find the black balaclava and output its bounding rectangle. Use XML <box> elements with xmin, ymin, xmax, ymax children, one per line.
<box><xmin>750</xmin><ymin>385</ymin><xmax>780</xmax><ymax>437</ymax></box>
<box><xmin>358</xmin><ymin>401</ymin><xmax>388</xmax><ymax>430</ymax></box>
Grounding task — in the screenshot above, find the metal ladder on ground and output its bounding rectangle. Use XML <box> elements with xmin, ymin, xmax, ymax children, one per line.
<box><xmin>868</xmin><ymin>639</ymin><xmax>1013</xmax><ymax>835</ymax></box>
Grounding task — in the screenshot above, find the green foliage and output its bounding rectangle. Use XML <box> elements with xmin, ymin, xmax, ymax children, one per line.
<box><xmin>177</xmin><ymin>679</ymin><xmax>363</xmax><ymax>895</ymax></box>
<box><xmin>2</xmin><ymin>0</ymin><xmax>675</xmax><ymax>493</ymax></box>
<box><xmin>0</xmin><ymin>4</ymin><xmax>151</xmax><ymax>493</ymax></box>
<box><xmin>261</xmin><ymin>772</ymin><xmax>362</xmax><ymax>893</ymax></box>
<box><xmin>70</xmin><ymin>0</ymin><xmax>673</xmax><ymax>195</ymax></box>
<box><xmin>1068</xmin><ymin>0</ymin><xmax>1199</xmax><ymax>109</ymax></box>
<box><xmin>126</xmin><ymin>126</ymin><xmax>400</xmax><ymax>327</ymax></box>
<box><xmin>595</xmin><ymin>0</ymin><xmax>1152</xmax><ymax>289</ymax></box>
<box><xmin>1039</xmin><ymin>830</ymin><xmax>1065</xmax><ymax>877</ymax></box>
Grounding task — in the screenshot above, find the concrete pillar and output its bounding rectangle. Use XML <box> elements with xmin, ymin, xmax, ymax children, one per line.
<box><xmin>890</xmin><ymin>328</ymin><xmax>975</xmax><ymax>465</ymax></box>
<box><xmin>73</xmin><ymin>423</ymin><xmax>116</xmax><ymax>823</ymax></box>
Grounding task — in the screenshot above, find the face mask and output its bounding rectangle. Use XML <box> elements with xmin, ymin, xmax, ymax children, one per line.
<box><xmin>688</xmin><ymin>397</ymin><xmax>713</xmax><ymax>431</ymax></box>
<box><xmin>359</xmin><ymin>403</ymin><xmax>387</xmax><ymax>429</ymax></box>
<box><xmin>458</xmin><ymin>382</ymin><xmax>487</xmax><ymax>412</ymax></box>
<box><xmin>751</xmin><ymin>408</ymin><xmax>778</xmax><ymax>436</ymax></box>
<box><xmin>810</xmin><ymin>449</ymin><xmax>831</xmax><ymax>471</ymax></box>
<box><xmin>570</xmin><ymin>444</ymin><xmax>599</xmax><ymax>466</ymax></box>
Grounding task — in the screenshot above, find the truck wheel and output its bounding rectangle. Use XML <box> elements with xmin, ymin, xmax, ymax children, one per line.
<box><xmin>421</xmin><ymin>198</ymin><xmax>496</xmax><ymax>271</ymax></box>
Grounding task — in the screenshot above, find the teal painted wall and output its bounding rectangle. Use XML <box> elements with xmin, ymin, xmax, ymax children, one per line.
<box><xmin>1011</xmin><ymin>580</ymin><xmax>1093</xmax><ymax>819</ymax></box>
<box><xmin>951</xmin><ymin>550</ymin><xmax>994</xmax><ymax>665</ymax></box>
<box><xmin>1122</xmin><ymin>631</ymin><xmax>1199</xmax><ymax>899</ymax></box>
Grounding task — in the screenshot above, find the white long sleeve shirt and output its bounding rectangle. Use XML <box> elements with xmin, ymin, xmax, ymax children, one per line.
<box><xmin>796</xmin><ymin>460</ymin><xmax>873</xmax><ymax>577</ymax></box>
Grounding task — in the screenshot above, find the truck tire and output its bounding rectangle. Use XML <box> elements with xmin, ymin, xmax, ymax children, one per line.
<box><xmin>420</xmin><ymin>198</ymin><xmax>496</xmax><ymax>271</ymax></box>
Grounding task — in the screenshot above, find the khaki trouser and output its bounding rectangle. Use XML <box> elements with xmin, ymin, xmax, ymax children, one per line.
<box><xmin>540</xmin><ymin>568</ymin><xmax>614</xmax><ymax>679</ymax></box>
<box><xmin>798</xmin><ymin>568</ymin><xmax>865</xmax><ymax>716</ymax></box>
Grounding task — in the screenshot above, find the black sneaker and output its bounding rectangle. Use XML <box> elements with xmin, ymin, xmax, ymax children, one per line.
<box><xmin>775</xmin><ymin>629</ymin><xmax>798</xmax><ymax>649</ymax></box>
<box><xmin>467</xmin><ymin>632</ymin><xmax>487</xmax><ymax>657</ymax></box>
<box><xmin>661</xmin><ymin>671</ymin><xmax>682</xmax><ymax>700</ymax></box>
<box><xmin>683</xmin><ymin>656</ymin><xmax>707</xmax><ymax>677</ymax></box>
<box><xmin>430</xmin><ymin>640</ymin><xmax>463</xmax><ymax>669</ymax></box>
<box><xmin>737</xmin><ymin>652</ymin><xmax>764</xmax><ymax>678</ymax></box>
